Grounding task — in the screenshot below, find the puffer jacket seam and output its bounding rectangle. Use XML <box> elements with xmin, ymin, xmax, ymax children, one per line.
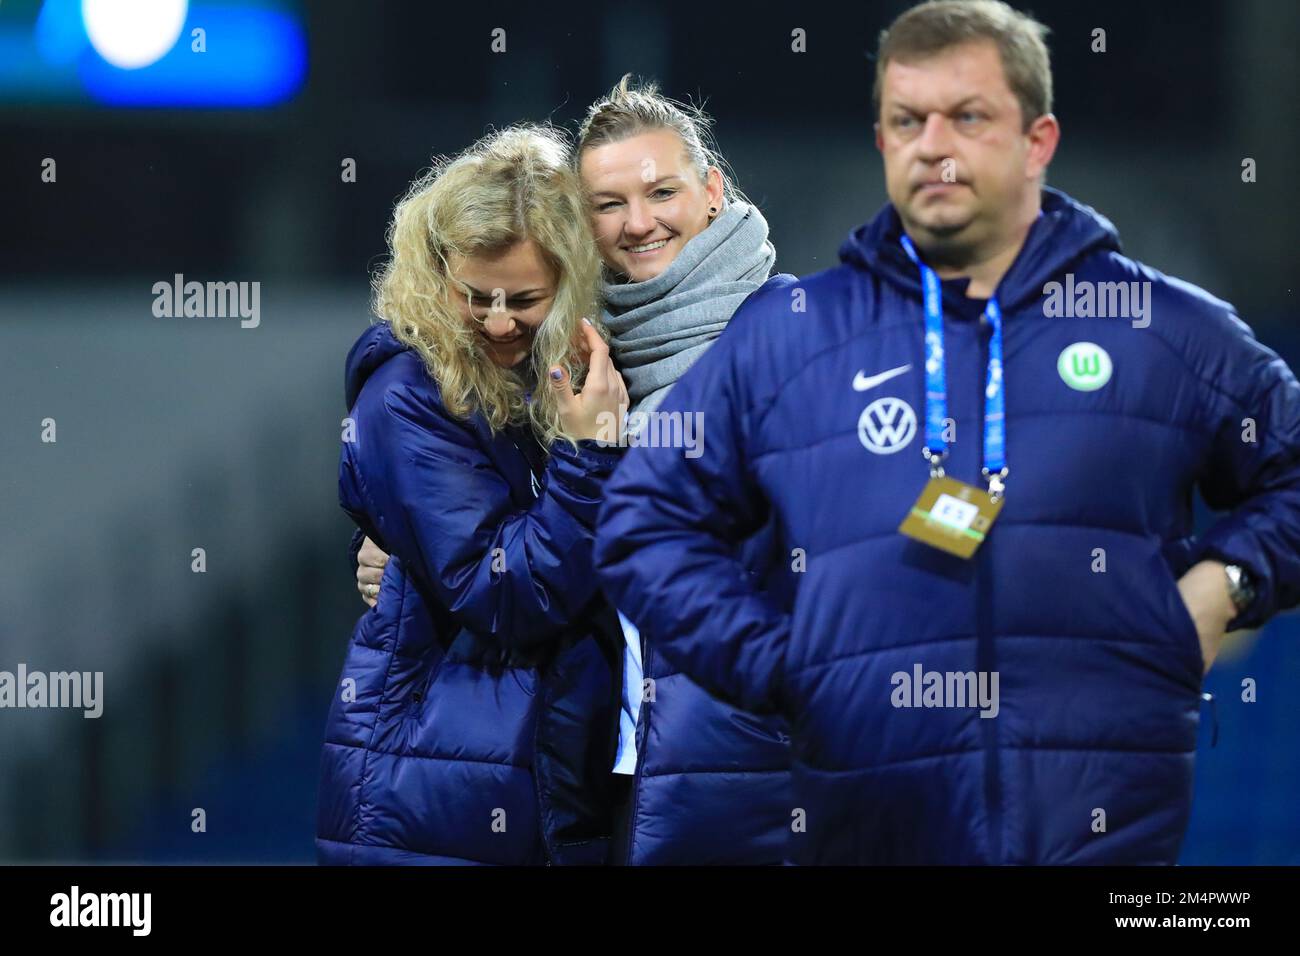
<box><xmin>1135</xmin><ymin>304</ymin><xmax>1275</xmax><ymax>432</ymax></box>
<box><xmin>788</xmin><ymin>630</ymin><xmax>1206</xmax><ymax>680</ymax></box>
<box><xmin>326</xmin><ymin>739</ymin><xmax>530</xmax><ymax>768</ymax></box>
<box><xmin>799</xmin><ymin>741</ymin><xmax>1197</xmax><ymax>776</ymax></box>
<box><xmin>710</xmin><ymin>278</ymin><xmax>907</xmax><ymax>440</ymax></box>
<box><xmin>639</xmin><ymin>767</ymin><xmax>791</xmax><ymax>778</ymax></box>
<box><xmin>1000</xmin><ymin>744</ymin><xmax>1198</xmax><ymax>754</ymax></box>
<box><xmin>807</xmin><ymin>520</ymin><xmax>1168</xmax><ymax>565</ymax></box>
<box><xmin>742</xmin><ymin>273</ymin><xmax>983</xmax><ymax>437</ymax></box>
<box><xmin>754</xmin><ymin>401</ymin><xmax>1213</xmax><ymax>465</ymax></box>
<box><xmin>746</xmin><ymin>305</ymin><xmax>895</xmax><ymax>436</ymax></box>
<box><xmin>1006</xmin><ymin>407</ymin><xmax>1210</xmax><ymax>439</ymax></box>
<box><xmin>317</xmin><ymin>836</ymin><xmax>498</xmax><ymax>866</ymax></box>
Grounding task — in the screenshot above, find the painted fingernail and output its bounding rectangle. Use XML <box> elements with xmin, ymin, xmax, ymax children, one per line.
<box><xmin>550</xmin><ymin>368</ymin><xmax>563</xmax><ymax>380</ymax></box>
<box><xmin>581</xmin><ymin>317</ymin><xmax>592</xmax><ymax>326</ymax></box>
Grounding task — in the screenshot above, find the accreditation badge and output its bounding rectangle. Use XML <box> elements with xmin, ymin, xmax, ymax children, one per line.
<box><xmin>898</xmin><ymin>475</ymin><xmax>1003</xmax><ymax>559</ymax></box>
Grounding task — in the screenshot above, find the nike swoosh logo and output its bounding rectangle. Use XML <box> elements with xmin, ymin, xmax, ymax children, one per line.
<box><xmin>853</xmin><ymin>364</ymin><xmax>913</xmax><ymax>391</ymax></box>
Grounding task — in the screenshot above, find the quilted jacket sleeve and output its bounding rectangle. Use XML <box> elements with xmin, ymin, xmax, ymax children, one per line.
<box><xmin>1189</xmin><ymin>307</ymin><xmax>1300</xmax><ymax>629</ymax></box>
<box><xmin>594</xmin><ymin>295</ymin><xmax>792</xmax><ymax>714</ymax></box>
<box><xmin>341</xmin><ymin>373</ymin><xmax>623</xmax><ymax>650</ymax></box>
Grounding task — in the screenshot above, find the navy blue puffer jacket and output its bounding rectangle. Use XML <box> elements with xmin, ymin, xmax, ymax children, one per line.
<box><xmin>595</xmin><ymin>187</ymin><xmax>1300</xmax><ymax>864</ymax></box>
<box><xmin>620</xmin><ymin>513</ymin><xmax>796</xmax><ymax>865</ymax></box>
<box><xmin>317</xmin><ymin>322</ymin><xmax>624</xmax><ymax>865</ymax></box>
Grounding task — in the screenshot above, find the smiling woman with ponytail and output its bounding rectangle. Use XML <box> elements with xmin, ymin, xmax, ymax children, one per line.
<box><xmin>575</xmin><ymin>76</ymin><xmax>797</xmax><ymax>866</ymax></box>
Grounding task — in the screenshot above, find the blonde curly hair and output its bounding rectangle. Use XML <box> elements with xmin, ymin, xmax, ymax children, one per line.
<box><xmin>373</xmin><ymin>124</ymin><xmax>602</xmax><ymax>448</ymax></box>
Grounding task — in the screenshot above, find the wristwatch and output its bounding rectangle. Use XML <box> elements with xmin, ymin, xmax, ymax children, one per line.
<box><xmin>1224</xmin><ymin>564</ymin><xmax>1256</xmax><ymax>615</ymax></box>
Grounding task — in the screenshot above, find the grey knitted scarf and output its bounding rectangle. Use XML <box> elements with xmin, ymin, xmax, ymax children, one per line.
<box><xmin>601</xmin><ymin>200</ymin><xmax>776</xmax><ymax>414</ymax></box>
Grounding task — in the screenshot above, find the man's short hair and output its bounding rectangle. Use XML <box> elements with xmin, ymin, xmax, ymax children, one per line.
<box><xmin>872</xmin><ymin>0</ymin><xmax>1053</xmax><ymax>132</ymax></box>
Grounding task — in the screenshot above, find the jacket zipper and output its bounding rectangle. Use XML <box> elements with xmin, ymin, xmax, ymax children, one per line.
<box><xmin>509</xmin><ymin>427</ymin><xmax>550</xmax><ymax>864</ymax></box>
<box><xmin>975</xmin><ymin>314</ymin><xmax>1003</xmax><ymax>864</ymax></box>
<box><xmin>974</xmin><ymin>546</ymin><xmax>1002</xmax><ymax>863</ymax></box>
<box><xmin>624</xmin><ymin>634</ymin><xmax>651</xmax><ymax>867</ymax></box>
<box><xmin>530</xmin><ymin>664</ymin><xmax>555</xmax><ymax>866</ymax></box>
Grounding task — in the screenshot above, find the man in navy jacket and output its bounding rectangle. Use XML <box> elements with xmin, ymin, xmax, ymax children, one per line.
<box><xmin>594</xmin><ymin>0</ymin><xmax>1300</xmax><ymax>864</ymax></box>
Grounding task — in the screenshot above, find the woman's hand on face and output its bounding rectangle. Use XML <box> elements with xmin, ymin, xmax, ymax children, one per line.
<box><xmin>551</xmin><ymin>318</ymin><xmax>628</xmax><ymax>443</ymax></box>
<box><xmin>357</xmin><ymin>536</ymin><xmax>390</xmax><ymax>607</ymax></box>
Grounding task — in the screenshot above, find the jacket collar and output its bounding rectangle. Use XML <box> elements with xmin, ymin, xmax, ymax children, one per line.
<box><xmin>838</xmin><ymin>186</ymin><xmax>1123</xmax><ymax>317</ymax></box>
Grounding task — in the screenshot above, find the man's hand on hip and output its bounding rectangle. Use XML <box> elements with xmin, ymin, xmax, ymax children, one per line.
<box><xmin>1176</xmin><ymin>559</ymin><xmax>1235</xmax><ymax>674</ymax></box>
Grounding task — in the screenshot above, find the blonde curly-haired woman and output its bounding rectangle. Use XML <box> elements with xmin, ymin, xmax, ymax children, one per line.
<box><xmin>316</xmin><ymin>124</ymin><xmax>629</xmax><ymax>865</ymax></box>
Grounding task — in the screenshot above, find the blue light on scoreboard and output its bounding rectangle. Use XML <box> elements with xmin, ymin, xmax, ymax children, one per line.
<box><xmin>0</xmin><ymin>0</ymin><xmax>307</xmax><ymax>108</ymax></box>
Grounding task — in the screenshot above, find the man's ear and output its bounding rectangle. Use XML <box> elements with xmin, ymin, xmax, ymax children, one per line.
<box><xmin>874</xmin><ymin>121</ymin><xmax>884</xmax><ymax>152</ymax></box>
<box><xmin>1024</xmin><ymin>112</ymin><xmax>1060</xmax><ymax>181</ymax></box>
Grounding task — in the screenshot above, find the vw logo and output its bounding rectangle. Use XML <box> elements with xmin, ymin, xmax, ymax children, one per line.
<box><xmin>858</xmin><ymin>397</ymin><xmax>917</xmax><ymax>454</ymax></box>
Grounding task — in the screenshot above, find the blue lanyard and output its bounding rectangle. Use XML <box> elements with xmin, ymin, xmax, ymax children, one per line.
<box><xmin>900</xmin><ymin>235</ymin><xmax>1008</xmax><ymax>496</ymax></box>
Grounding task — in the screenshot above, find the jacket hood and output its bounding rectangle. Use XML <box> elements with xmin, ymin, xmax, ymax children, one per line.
<box><xmin>344</xmin><ymin>321</ymin><xmax>407</xmax><ymax>409</ymax></box>
<box><xmin>838</xmin><ymin>186</ymin><xmax>1122</xmax><ymax>313</ymax></box>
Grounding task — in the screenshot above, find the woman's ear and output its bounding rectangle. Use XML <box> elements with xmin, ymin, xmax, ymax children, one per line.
<box><xmin>706</xmin><ymin>167</ymin><xmax>726</xmax><ymax>215</ymax></box>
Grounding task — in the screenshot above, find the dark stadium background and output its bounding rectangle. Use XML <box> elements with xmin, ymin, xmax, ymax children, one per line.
<box><xmin>1</xmin><ymin>0</ymin><xmax>1296</xmax><ymax>863</ymax></box>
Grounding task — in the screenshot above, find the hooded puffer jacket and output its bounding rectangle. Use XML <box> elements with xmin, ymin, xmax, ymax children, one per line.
<box><xmin>318</xmin><ymin>322</ymin><xmax>623</xmax><ymax>865</ymax></box>
<box><xmin>595</xmin><ymin>187</ymin><xmax>1300</xmax><ymax>864</ymax></box>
